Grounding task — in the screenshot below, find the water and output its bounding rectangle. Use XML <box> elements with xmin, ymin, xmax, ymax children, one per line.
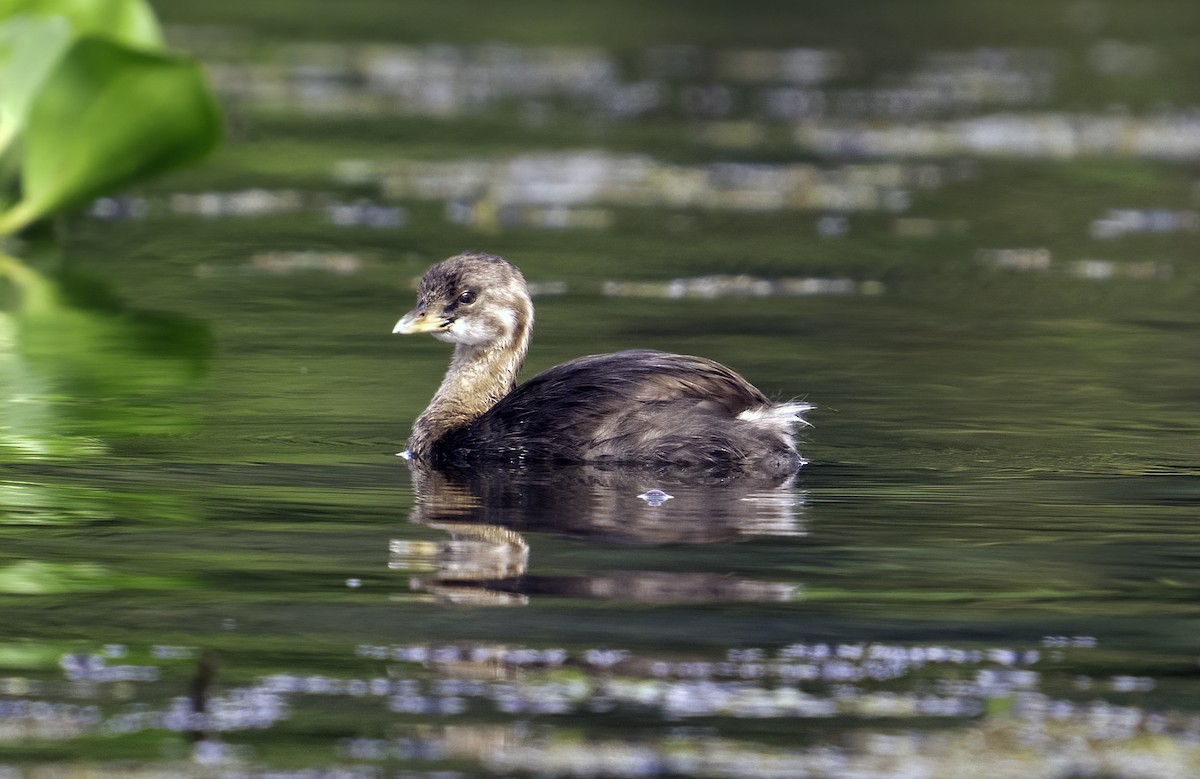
<box><xmin>3</xmin><ymin>2</ymin><xmax>1200</xmax><ymax>776</ymax></box>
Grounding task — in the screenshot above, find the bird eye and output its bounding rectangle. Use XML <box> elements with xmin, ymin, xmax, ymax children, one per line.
<box><xmin>457</xmin><ymin>290</ymin><xmax>476</xmax><ymax>305</ymax></box>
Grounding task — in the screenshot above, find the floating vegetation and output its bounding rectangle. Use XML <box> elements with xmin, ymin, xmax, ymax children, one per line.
<box><xmin>91</xmin><ymin>190</ymin><xmax>407</xmax><ymax>228</ymax></box>
<box><xmin>177</xmin><ymin>37</ymin><xmax>1063</xmax><ymax>126</ymax></box>
<box><xmin>603</xmin><ymin>275</ymin><xmax>884</xmax><ymax>299</ymax></box>
<box><xmin>168</xmin><ymin>29</ymin><xmax>1200</xmax><ymax>162</ymax></box>
<box><xmin>167</xmin><ymin>189</ymin><xmax>306</xmax><ymax>218</ymax></box>
<box><xmin>977</xmin><ymin>247</ymin><xmax>1175</xmax><ymax>280</ymax></box>
<box><xmin>324</xmin><ymin>199</ymin><xmax>407</xmax><ymax>228</ymax></box>
<box><xmin>0</xmin><ymin>639</ymin><xmax>1195</xmax><ymax>777</ymax></box>
<box><xmin>893</xmin><ymin>217</ymin><xmax>970</xmax><ymax>238</ymax></box>
<box><xmin>1067</xmin><ymin>259</ymin><xmax>1175</xmax><ymax>281</ymax></box>
<box><xmin>1089</xmin><ymin>208</ymin><xmax>1200</xmax><ymax>240</ymax></box>
<box><xmin>171</xmin><ymin>36</ymin><xmax>850</xmax><ymax>121</ymax></box>
<box><xmin>977</xmin><ymin>247</ymin><xmax>1054</xmax><ymax>272</ymax></box>
<box><xmin>444</xmin><ymin>201</ymin><xmax>613</xmax><ymax>232</ymax></box>
<box><xmin>361</xmin><ymin>153</ymin><xmax>947</xmax><ymax>214</ymax></box>
<box><xmin>93</xmin><ymin>154</ymin><xmax>942</xmax><ymax>235</ymax></box>
<box><xmin>195</xmin><ymin>251</ymin><xmax>367</xmax><ymax>277</ymax></box>
<box><xmin>795</xmin><ymin>113</ymin><xmax>1200</xmax><ymax>160</ymax></box>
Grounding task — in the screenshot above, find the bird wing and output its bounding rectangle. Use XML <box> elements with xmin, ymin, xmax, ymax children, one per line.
<box><xmin>451</xmin><ymin>350</ymin><xmax>777</xmax><ymax>461</ymax></box>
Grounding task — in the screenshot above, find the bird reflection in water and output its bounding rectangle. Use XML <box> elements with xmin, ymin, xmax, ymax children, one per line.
<box><xmin>391</xmin><ymin>460</ymin><xmax>806</xmax><ymax>606</ymax></box>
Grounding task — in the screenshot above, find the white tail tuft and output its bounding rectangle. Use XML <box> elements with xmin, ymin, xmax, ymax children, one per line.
<box><xmin>738</xmin><ymin>402</ymin><xmax>814</xmax><ymax>432</ymax></box>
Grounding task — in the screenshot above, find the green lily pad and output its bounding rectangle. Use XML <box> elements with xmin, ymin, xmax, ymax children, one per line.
<box><xmin>0</xmin><ymin>0</ymin><xmax>162</xmax><ymax>48</ymax></box>
<box><xmin>0</xmin><ymin>13</ymin><xmax>73</xmax><ymax>158</ymax></box>
<box><xmin>1</xmin><ymin>37</ymin><xmax>220</xmax><ymax>234</ymax></box>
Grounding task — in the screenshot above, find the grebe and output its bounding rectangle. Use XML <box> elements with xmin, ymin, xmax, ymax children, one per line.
<box><xmin>394</xmin><ymin>253</ymin><xmax>811</xmax><ymax>474</ymax></box>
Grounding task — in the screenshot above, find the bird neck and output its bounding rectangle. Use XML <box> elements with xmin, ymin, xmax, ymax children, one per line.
<box><xmin>409</xmin><ymin>322</ymin><xmax>530</xmax><ymax>458</ymax></box>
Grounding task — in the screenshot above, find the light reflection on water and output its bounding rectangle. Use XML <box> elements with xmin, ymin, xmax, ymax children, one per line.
<box><xmin>390</xmin><ymin>462</ymin><xmax>806</xmax><ymax>606</ymax></box>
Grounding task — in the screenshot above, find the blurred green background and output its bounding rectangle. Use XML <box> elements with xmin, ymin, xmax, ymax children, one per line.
<box><xmin>0</xmin><ymin>0</ymin><xmax>1198</xmax><ymax>775</ymax></box>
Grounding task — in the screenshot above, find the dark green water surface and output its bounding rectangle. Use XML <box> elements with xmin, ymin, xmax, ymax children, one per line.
<box><xmin>1</xmin><ymin>2</ymin><xmax>1199</xmax><ymax>776</ymax></box>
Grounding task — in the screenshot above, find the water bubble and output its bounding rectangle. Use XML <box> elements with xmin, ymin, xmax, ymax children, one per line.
<box><xmin>637</xmin><ymin>489</ymin><xmax>674</xmax><ymax>506</ymax></box>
